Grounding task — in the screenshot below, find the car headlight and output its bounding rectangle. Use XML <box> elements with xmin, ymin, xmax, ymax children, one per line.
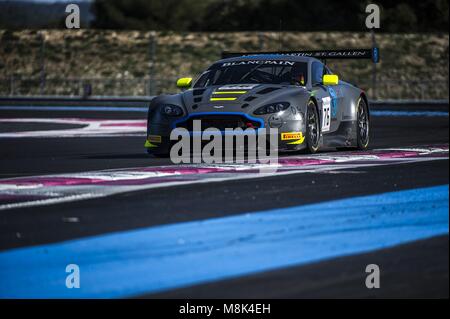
<box><xmin>254</xmin><ymin>102</ymin><xmax>290</xmax><ymax>115</ymax></box>
<box><xmin>160</xmin><ymin>104</ymin><xmax>184</xmax><ymax>117</ymax></box>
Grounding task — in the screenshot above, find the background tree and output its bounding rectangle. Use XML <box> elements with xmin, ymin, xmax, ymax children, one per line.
<box><xmin>92</xmin><ymin>0</ymin><xmax>448</xmax><ymax>32</ymax></box>
<box><xmin>92</xmin><ymin>0</ymin><xmax>213</xmax><ymax>30</ymax></box>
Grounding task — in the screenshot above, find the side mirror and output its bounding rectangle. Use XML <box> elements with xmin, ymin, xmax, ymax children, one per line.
<box><xmin>176</xmin><ymin>77</ymin><xmax>192</xmax><ymax>89</ymax></box>
<box><xmin>323</xmin><ymin>74</ymin><xmax>339</xmax><ymax>86</ymax></box>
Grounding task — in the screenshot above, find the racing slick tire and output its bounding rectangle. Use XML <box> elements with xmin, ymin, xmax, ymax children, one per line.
<box><xmin>356</xmin><ymin>97</ymin><xmax>370</xmax><ymax>150</ymax></box>
<box><xmin>304</xmin><ymin>99</ymin><xmax>321</xmax><ymax>154</ymax></box>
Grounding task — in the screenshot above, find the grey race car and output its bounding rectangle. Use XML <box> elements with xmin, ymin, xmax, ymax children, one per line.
<box><xmin>145</xmin><ymin>48</ymin><xmax>379</xmax><ymax>156</ymax></box>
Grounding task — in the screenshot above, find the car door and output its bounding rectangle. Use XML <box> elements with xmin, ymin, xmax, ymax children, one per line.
<box><xmin>323</xmin><ymin>65</ymin><xmax>344</xmax><ymax>124</ymax></box>
<box><xmin>311</xmin><ymin>61</ymin><xmax>342</xmax><ymax>134</ymax></box>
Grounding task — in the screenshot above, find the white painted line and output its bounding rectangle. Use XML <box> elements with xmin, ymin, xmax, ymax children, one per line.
<box><xmin>0</xmin><ymin>145</ymin><xmax>447</xmax><ymax>211</ymax></box>
<box><xmin>0</xmin><ymin>118</ymin><xmax>146</xmax><ymax>138</ymax></box>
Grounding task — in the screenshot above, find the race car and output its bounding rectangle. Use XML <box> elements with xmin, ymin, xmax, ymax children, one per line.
<box><xmin>145</xmin><ymin>48</ymin><xmax>379</xmax><ymax>156</ymax></box>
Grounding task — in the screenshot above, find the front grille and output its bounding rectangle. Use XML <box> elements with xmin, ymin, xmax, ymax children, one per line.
<box><xmin>176</xmin><ymin>115</ymin><xmax>262</xmax><ymax>131</ymax></box>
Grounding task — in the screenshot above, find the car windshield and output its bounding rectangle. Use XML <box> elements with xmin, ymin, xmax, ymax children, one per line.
<box><xmin>194</xmin><ymin>60</ymin><xmax>308</xmax><ymax>88</ymax></box>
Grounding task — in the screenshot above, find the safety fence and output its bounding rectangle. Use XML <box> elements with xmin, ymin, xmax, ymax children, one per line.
<box><xmin>0</xmin><ymin>76</ymin><xmax>448</xmax><ymax>101</ymax></box>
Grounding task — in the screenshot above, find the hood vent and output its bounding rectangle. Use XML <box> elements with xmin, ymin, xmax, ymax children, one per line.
<box><xmin>193</xmin><ymin>89</ymin><xmax>206</xmax><ymax>96</ymax></box>
<box><xmin>244</xmin><ymin>96</ymin><xmax>257</xmax><ymax>102</ymax></box>
<box><xmin>257</xmin><ymin>87</ymin><xmax>280</xmax><ymax>95</ymax></box>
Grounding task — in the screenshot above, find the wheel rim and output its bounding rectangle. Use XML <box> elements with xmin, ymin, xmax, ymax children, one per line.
<box><xmin>358</xmin><ymin>101</ymin><xmax>369</xmax><ymax>146</ymax></box>
<box><xmin>308</xmin><ymin>106</ymin><xmax>319</xmax><ymax>147</ymax></box>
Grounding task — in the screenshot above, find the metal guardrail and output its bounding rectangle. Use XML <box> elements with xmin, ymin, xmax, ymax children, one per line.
<box><xmin>365</xmin><ymin>79</ymin><xmax>449</xmax><ymax>101</ymax></box>
<box><xmin>0</xmin><ymin>95</ymin><xmax>153</xmax><ymax>102</ymax></box>
<box><xmin>0</xmin><ymin>77</ymin><xmax>176</xmax><ymax>97</ymax></box>
<box><xmin>0</xmin><ymin>95</ymin><xmax>153</xmax><ymax>108</ymax></box>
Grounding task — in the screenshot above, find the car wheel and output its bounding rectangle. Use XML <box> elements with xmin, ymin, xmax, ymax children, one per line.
<box><xmin>305</xmin><ymin>100</ymin><xmax>320</xmax><ymax>153</ymax></box>
<box><xmin>356</xmin><ymin>97</ymin><xmax>370</xmax><ymax>150</ymax></box>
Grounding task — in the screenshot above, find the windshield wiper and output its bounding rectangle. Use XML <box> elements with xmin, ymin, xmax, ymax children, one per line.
<box><xmin>240</xmin><ymin>64</ymin><xmax>267</xmax><ymax>83</ymax></box>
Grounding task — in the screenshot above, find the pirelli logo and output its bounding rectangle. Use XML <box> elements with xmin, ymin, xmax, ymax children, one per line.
<box><xmin>281</xmin><ymin>132</ymin><xmax>303</xmax><ymax>141</ymax></box>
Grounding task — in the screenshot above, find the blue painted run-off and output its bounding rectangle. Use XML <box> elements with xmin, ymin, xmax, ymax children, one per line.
<box><xmin>371</xmin><ymin>110</ymin><xmax>449</xmax><ymax>117</ymax></box>
<box><xmin>0</xmin><ymin>185</ymin><xmax>448</xmax><ymax>298</ymax></box>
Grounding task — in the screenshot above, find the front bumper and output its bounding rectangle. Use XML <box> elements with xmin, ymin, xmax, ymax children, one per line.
<box><xmin>145</xmin><ymin>130</ymin><xmax>306</xmax><ymax>154</ymax></box>
<box><xmin>146</xmin><ymin>111</ymin><xmax>306</xmax><ymax>154</ymax></box>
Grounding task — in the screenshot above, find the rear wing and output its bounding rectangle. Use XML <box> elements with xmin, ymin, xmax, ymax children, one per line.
<box><xmin>221</xmin><ymin>48</ymin><xmax>380</xmax><ymax>63</ymax></box>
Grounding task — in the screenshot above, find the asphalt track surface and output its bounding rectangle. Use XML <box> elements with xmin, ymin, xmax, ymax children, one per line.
<box><xmin>0</xmin><ymin>107</ymin><xmax>448</xmax><ymax>298</ymax></box>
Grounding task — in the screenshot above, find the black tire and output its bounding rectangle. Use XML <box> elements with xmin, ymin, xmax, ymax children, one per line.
<box><xmin>356</xmin><ymin>97</ymin><xmax>370</xmax><ymax>150</ymax></box>
<box><xmin>305</xmin><ymin>100</ymin><xmax>320</xmax><ymax>153</ymax></box>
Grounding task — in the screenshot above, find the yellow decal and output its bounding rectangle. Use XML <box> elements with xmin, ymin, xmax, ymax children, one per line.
<box><xmin>281</xmin><ymin>132</ymin><xmax>305</xmax><ymax>144</ymax></box>
<box><xmin>210</xmin><ymin>97</ymin><xmax>237</xmax><ymax>101</ymax></box>
<box><xmin>287</xmin><ymin>138</ymin><xmax>305</xmax><ymax>145</ymax></box>
<box><xmin>147</xmin><ymin>135</ymin><xmax>162</xmax><ymax>143</ymax></box>
<box><xmin>145</xmin><ymin>135</ymin><xmax>161</xmax><ymax>148</ymax></box>
<box><xmin>144</xmin><ymin>140</ymin><xmax>158</xmax><ymax>148</ymax></box>
<box><xmin>281</xmin><ymin>132</ymin><xmax>304</xmax><ymax>141</ymax></box>
<box><xmin>213</xmin><ymin>91</ymin><xmax>247</xmax><ymax>95</ymax></box>
<box><xmin>210</xmin><ymin>90</ymin><xmax>247</xmax><ymax>102</ymax></box>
